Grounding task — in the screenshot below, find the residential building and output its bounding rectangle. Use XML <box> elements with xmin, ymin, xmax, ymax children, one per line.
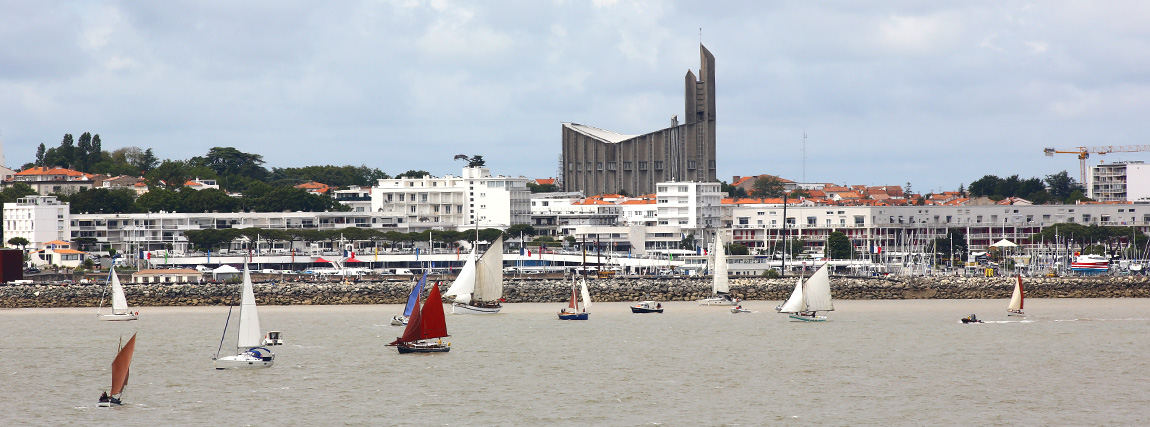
<box><xmin>1089</xmin><ymin>161</ymin><xmax>1150</xmax><ymax>202</ymax></box>
<box><xmin>561</xmin><ymin>44</ymin><xmax>717</xmax><ymax>196</ymax></box>
<box><xmin>656</xmin><ymin>181</ymin><xmax>723</xmax><ymax>236</ymax></box>
<box><xmin>371</xmin><ymin>166</ymin><xmax>530</xmax><ymax>228</ymax></box>
<box><xmin>3</xmin><ymin>195</ymin><xmax>70</xmax><ymax>251</ymax></box>
<box><xmin>8</xmin><ymin>167</ymin><xmax>101</xmax><ymax>195</ymax></box>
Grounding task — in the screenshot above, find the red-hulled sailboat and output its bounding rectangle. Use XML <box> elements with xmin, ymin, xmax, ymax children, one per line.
<box><xmin>99</xmin><ymin>333</ymin><xmax>137</xmax><ymax>407</ymax></box>
<box><xmin>388</xmin><ymin>282</ymin><xmax>451</xmax><ymax>353</ymax></box>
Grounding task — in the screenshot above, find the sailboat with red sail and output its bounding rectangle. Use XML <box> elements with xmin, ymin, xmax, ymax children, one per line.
<box><xmin>98</xmin><ymin>333</ymin><xmax>137</xmax><ymax>407</ymax></box>
<box><xmin>388</xmin><ymin>281</ymin><xmax>451</xmax><ymax>353</ymax></box>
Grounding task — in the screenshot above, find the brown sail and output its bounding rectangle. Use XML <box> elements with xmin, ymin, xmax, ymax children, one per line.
<box><xmin>110</xmin><ymin>333</ymin><xmax>137</xmax><ymax>396</ymax></box>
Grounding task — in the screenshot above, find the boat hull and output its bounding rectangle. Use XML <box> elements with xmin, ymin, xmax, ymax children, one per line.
<box><xmin>98</xmin><ymin>313</ymin><xmax>138</xmax><ymax>321</ymax></box>
<box><xmin>558</xmin><ymin>312</ymin><xmax>589</xmax><ymax>320</ymax></box>
<box><xmin>630</xmin><ymin>307</ymin><xmax>663</xmax><ymax>313</ymax></box>
<box><xmin>396</xmin><ymin>342</ymin><xmax>451</xmax><ymax>353</ymax></box>
<box><xmin>214</xmin><ymin>352</ymin><xmax>275</xmax><ymax>369</ymax></box>
<box><xmin>1007</xmin><ymin>311</ymin><xmax>1025</xmax><ymax>317</ymax></box>
<box><xmin>731</xmin><ymin>308</ymin><xmax>751</xmax><ymax>314</ymax></box>
<box><xmin>788</xmin><ymin>314</ymin><xmax>828</xmax><ymax>322</ymax></box>
<box><xmin>97</xmin><ymin>397</ymin><xmax>121</xmax><ymax>407</ymax></box>
<box><xmin>697</xmin><ymin>296</ymin><xmax>738</xmax><ymax>306</ymax></box>
<box><xmin>451</xmin><ymin>302</ymin><xmax>501</xmax><ymax>314</ymax></box>
<box><xmin>391</xmin><ymin>315</ymin><xmax>408</xmax><ymax>326</ymax></box>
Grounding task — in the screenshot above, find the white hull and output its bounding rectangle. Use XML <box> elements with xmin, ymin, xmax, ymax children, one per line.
<box><xmin>391</xmin><ymin>315</ymin><xmax>408</xmax><ymax>326</ymax></box>
<box><xmin>98</xmin><ymin>313</ymin><xmax>138</xmax><ymax>321</ymax></box>
<box><xmin>451</xmin><ymin>302</ymin><xmax>502</xmax><ymax>314</ymax></box>
<box><xmin>1007</xmin><ymin>311</ymin><xmax>1026</xmax><ymax>317</ymax></box>
<box><xmin>261</xmin><ymin>339</ymin><xmax>283</xmax><ymax>346</ymax></box>
<box><xmin>214</xmin><ymin>353</ymin><xmax>275</xmax><ymax>369</ymax></box>
<box><xmin>697</xmin><ymin>297</ymin><xmax>738</xmax><ymax>306</ymax></box>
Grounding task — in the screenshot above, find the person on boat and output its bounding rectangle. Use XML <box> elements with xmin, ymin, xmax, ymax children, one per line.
<box><xmin>99</xmin><ymin>392</ymin><xmax>109</xmax><ymax>403</ymax></box>
<box><xmin>656</xmin><ymin>303</ymin><xmax>662</xmax><ymax>309</ymax></box>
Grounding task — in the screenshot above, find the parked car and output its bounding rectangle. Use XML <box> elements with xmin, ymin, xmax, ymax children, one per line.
<box><xmin>25</xmin><ymin>267</ymin><xmax>40</xmax><ymax>274</ymax></box>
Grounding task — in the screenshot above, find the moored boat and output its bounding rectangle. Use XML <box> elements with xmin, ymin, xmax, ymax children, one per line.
<box><xmin>960</xmin><ymin>313</ymin><xmax>983</xmax><ymax>324</ymax></box>
<box><xmin>393</xmin><ymin>272</ymin><xmax>428</xmax><ymax>326</ymax></box>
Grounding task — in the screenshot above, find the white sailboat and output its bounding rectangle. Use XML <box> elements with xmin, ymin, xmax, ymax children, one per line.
<box><xmin>775</xmin><ymin>263</ymin><xmax>833</xmax><ymax>321</ymax></box>
<box><xmin>698</xmin><ymin>233</ymin><xmax>738</xmax><ymax>306</ymax></box>
<box><xmin>1007</xmin><ymin>274</ymin><xmax>1025</xmax><ymax>316</ymax></box>
<box><xmin>98</xmin><ymin>267</ymin><xmax>138</xmax><ymax>321</ymax></box>
<box><xmin>444</xmin><ymin>236</ymin><xmax>504</xmax><ymax>314</ymax></box>
<box><xmin>213</xmin><ymin>265</ymin><xmax>275</xmax><ymax>369</ymax></box>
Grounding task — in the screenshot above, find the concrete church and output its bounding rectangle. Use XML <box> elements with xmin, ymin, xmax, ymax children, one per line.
<box><xmin>561</xmin><ymin>44</ymin><xmax>718</xmax><ymax>197</ymax></box>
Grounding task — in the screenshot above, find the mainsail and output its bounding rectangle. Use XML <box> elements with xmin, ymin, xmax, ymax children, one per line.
<box><xmin>1008</xmin><ymin>275</ymin><xmax>1025</xmax><ymax>312</ymax></box>
<box><xmin>109</xmin><ymin>267</ymin><xmax>129</xmax><ymax>314</ymax></box>
<box><xmin>579</xmin><ymin>278</ymin><xmax>592</xmax><ymax>310</ymax></box>
<box><xmin>110</xmin><ymin>333</ymin><xmax>137</xmax><ymax>396</ymax></box>
<box><xmin>391</xmin><ymin>282</ymin><xmax>449</xmax><ymax>345</ymax></box>
<box><xmin>237</xmin><ymin>266</ymin><xmax>262</xmax><ymax>349</ymax></box>
<box><xmin>444</xmin><ymin>251</ymin><xmax>476</xmax><ymax>304</ymax></box>
<box><xmin>473</xmin><ymin>236</ymin><xmax>504</xmax><ymax>303</ymax></box>
<box><xmin>713</xmin><ymin>233</ymin><xmax>729</xmax><ymax>294</ymax></box>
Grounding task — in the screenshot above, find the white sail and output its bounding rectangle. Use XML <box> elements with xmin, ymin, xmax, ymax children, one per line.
<box><xmin>712</xmin><ymin>233</ymin><xmax>729</xmax><ymax>294</ymax></box>
<box><xmin>444</xmin><ymin>251</ymin><xmax>477</xmax><ymax>304</ymax></box>
<box><xmin>473</xmin><ymin>236</ymin><xmax>504</xmax><ymax>302</ymax></box>
<box><xmin>579</xmin><ymin>278</ymin><xmax>592</xmax><ymax>310</ymax></box>
<box><xmin>109</xmin><ymin>267</ymin><xmax>129</xmax><ymax>314</ymax></box>
<box><xmin>803</xmin><ymin>263</ymin><xmax>834</xmax><ymax>312</ymax></box>
<box><xmin>1008</xmin><ymin>276</ymin><xmax>1024</xmax><ymax>312</ymax></box>
<box><xmin>236</xmin><ymin>266</ymin><xmax>263</xmax><ymax>349</ymax></box>
<box><xmin>778</xmin><ymin>277</ymin><xmax>805</xmax><ymax>313</ymax></box>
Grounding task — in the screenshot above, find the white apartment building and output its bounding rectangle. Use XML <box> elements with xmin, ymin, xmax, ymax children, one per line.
<box><xmin>655</xmin><ymin>181</ymin><xmax>722</xmax><ymax>235</ymax></box>
<box><xmin>529</xmin><ymin>193</ymin><xmax>620</xmax><ymax>236</ymax></box>
<box><xmin>333</xmin><ymin>185</ymin><xmax>373</xmax><ymax>212</ymax></box>
<box><xmin>371</xmin><ymin>166</ymin><xmax>530</xmax><ymax>228</ymax></box>
<box><xmin>1089</xmin><ymin>161</ymin><xmax>1150</xmax><ymax>202</ymax></box>
<box><xmin>3</xmin><ymin>196</ymin><xmax>71</xmax><ymax>251</ymax></box>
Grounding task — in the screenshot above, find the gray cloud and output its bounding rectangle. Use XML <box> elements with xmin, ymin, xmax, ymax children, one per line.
<box><xmin>2</xmin><ymin>0</ymin><xmax>1148</xmax><ymax>193</ymax></box>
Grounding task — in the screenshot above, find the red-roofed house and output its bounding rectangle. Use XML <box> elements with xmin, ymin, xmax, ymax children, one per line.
<box><xmin>295</xmin><ymin>181</ymin><xmax>331</xmax><ymax>194</ymax></box>
<box><xmin>9</xmin><ymin>166</ymin><xmax>101</xmax><ymax>195</ymax></box>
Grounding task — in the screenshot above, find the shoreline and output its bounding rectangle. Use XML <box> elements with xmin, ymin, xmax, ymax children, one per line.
<box><xmin>2</xmin><ymin>276</ymin><xmax>1148</xmax><ymax>308</ymax></box>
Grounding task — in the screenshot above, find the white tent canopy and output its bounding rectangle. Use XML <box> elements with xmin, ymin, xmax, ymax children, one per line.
<box><xmin>990</xmin><ymin>239</ymin><xmax>1018</xmax><ymax>248</ymax></box>
<box><xmin>212</xmin><ymin>264</ymin><xmax>241</xmax><ymax>280</ymax></box>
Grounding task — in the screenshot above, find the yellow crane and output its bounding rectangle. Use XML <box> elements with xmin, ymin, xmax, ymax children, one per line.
<box><xmin>1043</xmin><ymin>145</ymin><xmax>1150</xmax><ymax>184</ymax></box>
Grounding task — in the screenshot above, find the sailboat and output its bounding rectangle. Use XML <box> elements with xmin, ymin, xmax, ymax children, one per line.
<box><xmin>213</xmin><ymin>265</ymin><xmax>275</xmax><ymax>369</ymax></box>
<box><xmin>558</xmin><ymin>277</ymin><xmax>592</xmax><ymax>320</ymax></box>
<box><xmin>1007</xmin><ymin>274</ymin><xmax>1025</xmax><ymax>316</ymax></box>
<box><xmin>775</xmin><ymin>263</ymin><xmax>833</xmax><ymax>322</ymax></box>
<box><xmin>444</xmin><ymin>235</ymin><xmax>504</xmax><ymax>314</ymax></box>
<box><xmin>698</xmin><ymin>233</ymin><xmax>738</xmax><ymax>306</ymax></box>
<box><xmin>392</xmin><ymin>272</ymin><xmax>428</xmax><ymax>326</ymax></box>
<box><xmin>388</xmin><ymin>280</ymin><xmax>450</xmax><ymax>353</ymax></box>
<box><xmin>98</xmin><ymin>267</ymin><xmax>138</xmax><ymax>321</ymax></box>
<box><xmin>98</xmin><ymin>333</ymin><xmax>136</xmax><ymax>407</ymax></box>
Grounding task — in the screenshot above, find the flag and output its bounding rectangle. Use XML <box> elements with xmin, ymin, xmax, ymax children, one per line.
<box><xmin>145</xmin><ymin>251</ymin><xmax>151</xmax><ymax>260</ymax></box>
<box><xmin>416</xmin><ymin>248</ymin><xmax>420</xmax><ymax>261</ymax></box>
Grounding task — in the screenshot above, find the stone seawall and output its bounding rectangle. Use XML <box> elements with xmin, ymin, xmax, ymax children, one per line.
<box><xmin>2</xmin><ymin>276</ymin><xmax>1148</xmax><ymax>308</ymax></box>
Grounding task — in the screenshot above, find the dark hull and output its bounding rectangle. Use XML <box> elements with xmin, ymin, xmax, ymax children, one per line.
<box><xmin>558</xmin><ymin>312</ymin><xmax>589</xmax><ymax>320</ymax></box>
<box><xmin>396</xmin><ymin>343</ymin><xmax>451</xmax><ymax>353</ymax></box>
<box><xmin>630</xmin><ymin>307</ymin><xmax>663</xmax><ymax>313</ymax></box>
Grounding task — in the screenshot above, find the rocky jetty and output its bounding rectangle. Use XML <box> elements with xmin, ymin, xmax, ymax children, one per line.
<box><xmin>2</xmin><ymin>276</ymin><xmax>1148</xmax><ymax>308</ymax></box>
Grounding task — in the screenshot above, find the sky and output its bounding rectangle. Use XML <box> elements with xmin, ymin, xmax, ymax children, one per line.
<box><xmin>2</xmin><ymin>0</ymin><xmax>1150</xmax><ymax>194</ymax></box>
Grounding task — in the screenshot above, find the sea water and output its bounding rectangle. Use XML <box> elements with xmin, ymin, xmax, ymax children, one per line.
<box><xmin>3</xmin><ymin>299</ymin><xmax>1149</xmax><ymax>426</ymax></box>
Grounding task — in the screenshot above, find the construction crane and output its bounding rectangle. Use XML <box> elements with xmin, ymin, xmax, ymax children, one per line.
<box><xmin>1043</xmin><ymin>145</ymin><xmax>1150</xmax><ymax>184</ymax></box>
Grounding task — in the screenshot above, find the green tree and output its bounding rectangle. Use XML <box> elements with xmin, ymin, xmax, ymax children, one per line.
<box><xmin>932</xmin><ymin>229</ymin><xmax>968</xmax><ymax>263</ymax></box>
<box><xmin>1045</xmin><ymin>170</ymin><xmax>1085</xmax><ymax>203</ymax></box>
<box><xmin>727</xmin><ymin>243</ymin><xmax>749</xmax><ymax>255</ymax></box>
<box><xmin>968</xmin><ymin>175</ymin><xmax>1001</xmax><ymax>197</ymax></box>
<box><xmin>721</xmin><ymin>181</ymin><xmax>748</xmax><ymax>198</ymax></box>
<box><xmin>826</xmin><ymin>231</ymin><xmax>852</xmax><ymax>259</ymax></box>
<box><xmin>394</xmin><ymin>170</ymin><xmax>431</xmax><ymax>179</ymax></box>
<box><xmin>146</xmin><ymin>160</ymin><xmax>191</xmax><ymax>189</ymax></box>
<box><xmin>526</xmin><ymin>181</ymin><xmax>558</xmax><ymax>193</ymax></box>
<box><xmin>750</xmin><ymin>176</ymin><xmax>786</xmax><ymax>198</ymax></box>
<box><xmin>680</xmin><ymin>233</ymin><xmax>696</xmax><ymax>250</ymax></box>
<box><xmin>7</xmin><ymin>236</ymin><xmax>29</xmax><ymax>252</ymax></box>
<box><xmin>63</xmin><ymin>188</ymin><xmax>137</xmax><ymax>214</ymax></box>
<box><xmin>35</xmin><ymin>143</ymin><xmax>46</xmax><ymax>166</ymax></box>
<box><xmin>506</xmin><ymin>224</ymin><xmax>536</xmax><ymax>237</ymax></box>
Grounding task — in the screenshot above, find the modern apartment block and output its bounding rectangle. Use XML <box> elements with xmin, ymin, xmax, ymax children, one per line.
<box><xmin>2</xmin><ymin>196</ymin><xmax>71</xmax><ymax>251</ymax></box>
<box><xmin>1089</xmin><ymin>161</ymin><xmax>1150</xmax><ymax>202</ymax></box>
<box><xmin>561</xmin><ymin>44</ymin><xmax>718</xmax><ymax>196</ymax></box>
<box><xmin>371</xmin><ymin>166</ymin><xmax>530</xmax><ymax>229</ymax></box>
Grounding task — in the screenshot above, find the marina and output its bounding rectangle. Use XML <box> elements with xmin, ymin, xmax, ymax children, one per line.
<box><xmin>6</xmin><ymin>299</ymin><xmax>1149</xmax><ymax>425</ymax></box>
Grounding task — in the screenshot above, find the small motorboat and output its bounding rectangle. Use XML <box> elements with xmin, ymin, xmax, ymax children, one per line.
<box><xmin>960</xmin><ymin>314</ymin><xmax>983</xmax><ymax>324</ymax></box>
<box><xmin>630</xmin><ymin>301</ymin><xmax>663</xmax><ymax>313</ymax></box>
<box><xmin>262</xmin><ymin>331</ymin><xmax>283</xmax><ymax>346</ymax></box>
<box><xmin>730</xmin><ymin>305</ymin><xmax>751</xmax><ymax>314</ymax></box>
<box><xmin>390</xmin><ymin>315</ymin><xmax>408</xmax><ymax>326</ymax></box>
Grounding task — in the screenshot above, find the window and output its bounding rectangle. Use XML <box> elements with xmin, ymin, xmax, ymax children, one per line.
<box><xmin>738</xmin><ymin>217</ymin><xmax>749</xmax><ymax>225</ymax></box>
<box><xmin>622</xmin><ymin>161</ymin><xmax>632</xmax><ymax>170</ymax></box>
<box><xmin>653</xmin><ymin>161</ymin><xmax>664</xmax><ymax>170</ymax></box>
<box><xmin>639</xmin><ymin>162</ymin><xmax>648</xmax><ymax>170</ymax></box>
<box><xmin>596</xmin><ymin>162</ymin><xmax>603</xmax><ymax>171</ymax></box>
<box><xmin>687</xmin><ymin>160</ymin><xmax>697</xmax><ymax>169</ymax></box>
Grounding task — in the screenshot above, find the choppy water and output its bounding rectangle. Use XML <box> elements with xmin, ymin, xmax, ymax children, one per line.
<box><xmin>3</xmin><ymin>299</ymin><xmax>1149</xmax><ymax>426</ymax></box>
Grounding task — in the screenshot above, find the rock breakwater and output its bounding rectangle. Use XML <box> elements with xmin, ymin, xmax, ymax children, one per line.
<box><xmin>2</xmin><ymin>276</ymin><xmax>1148</xmax><ymax>308</ymax></box>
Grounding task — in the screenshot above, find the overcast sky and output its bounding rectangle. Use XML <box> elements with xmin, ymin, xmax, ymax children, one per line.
<box><xmin>3</xmin><ymin>1</ymin><xmax>1149</xmax><ymax>194</ymax></box>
